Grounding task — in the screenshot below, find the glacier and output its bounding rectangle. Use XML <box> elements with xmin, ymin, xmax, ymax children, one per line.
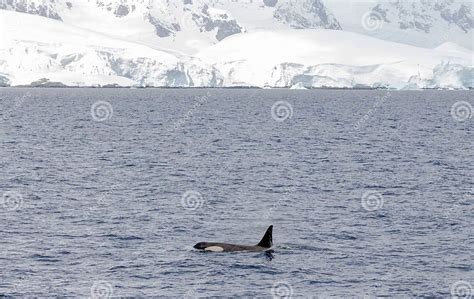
<box><xmin>197</xmin><ymin>30</ymin><xmax>473</xmax><ymax>89</ymax></box>
<box><xmin>0</xmin><ymin>5</ymin><xmax>472</xmax><ymax>89</ymax></box>
<box><xmin>0</xmin><ymin>10</ymin><xmax>222</xmax><ymax>87</ymax></box>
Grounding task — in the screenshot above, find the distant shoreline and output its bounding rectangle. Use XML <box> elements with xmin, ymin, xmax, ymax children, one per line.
<box><xmin>1</xmin><ymin>86</ymin><xmax>472</xmax><ymax>91</ymax></box>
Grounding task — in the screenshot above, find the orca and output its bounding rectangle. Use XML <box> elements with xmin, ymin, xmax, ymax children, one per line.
<box><xmin>193</xmin><ymin>225</ymin><xmax>273</xmax><ymax>252</ymax></box>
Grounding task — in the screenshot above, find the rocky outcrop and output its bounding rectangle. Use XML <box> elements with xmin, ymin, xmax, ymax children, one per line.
<box><xmin>371</xmin><ymin>0</ymin><xmax>473</xmax><ymax>34</ymax></box>
<box><xmin>0</xmin><ymin>0</ymin><xmax>61</xmax><ymax>20</ymax></box>
<box><xmin>192</xmin><ymin>5</ymin><xmax>243</xmax><ymax>41</ymax></box>
<box><xmin>273</xmin><ymin>0</ymin><xmax>341</xmax><ymax>30</ymax></box>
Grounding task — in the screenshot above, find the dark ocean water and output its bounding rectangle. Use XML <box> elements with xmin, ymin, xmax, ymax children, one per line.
<box><xmin>0</xmin><ymin>88</ymin><xmax>472</xmax><ymax>298</ymax></box>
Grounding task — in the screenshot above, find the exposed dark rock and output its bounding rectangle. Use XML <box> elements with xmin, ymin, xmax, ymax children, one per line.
<box><xmin>192</xmin><ymin>5</ymin><xmax>243</xmax><ymax>41</ymax></box>
<box><xmin>1</xmin><ymin>0</ymin><xmax>62</xmax><ymax>20</ymax></box>
<box><xmin>374</xmin><ymin>0</ymin><xmax>472</xmax><ymax>34</ymax></box>
<box><xmin>30</xmin><ymin>78</ymin><xmax>68</xmax><ymax>87</ymax></box>
<box><xmin>441</xmin><ymin>4</ymin><xmax>473</xmax><ymax>33</ymax></box>
<box><xmin>372</xmin><ymin>4</ymin><xmax>391</xmax><ymax>23</ymax></box>
<box><xmin>263</xmin><ymin>0</ymin><xmax>278</xmax><ymax>8</ymax></box>
<box><xmin>146</xmin><ymin>13</ymin><xmax>175</xmax><ymax>37</ymax></box>
<box><xmin>273</xmin><ymin>0</ymin><xmax>342</xmax><ymax>30</ymax></box>
<box><xmin>114</xmin><ymin>4</ymin><xmax>130</xmax><ymax>17</ymax></box>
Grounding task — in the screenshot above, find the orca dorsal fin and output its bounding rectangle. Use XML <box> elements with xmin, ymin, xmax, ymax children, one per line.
<box><xmin>257</xmin><ymin>225</ymin><xmax>273</xmax><ymax>248</ymax></box>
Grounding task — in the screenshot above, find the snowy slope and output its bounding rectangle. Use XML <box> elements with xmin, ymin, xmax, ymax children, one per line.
<box><xmin>325</xmin><ymin>0</ymin><xmax>473</xmax><ymax>50</ymax></box>
<box><xmin>197</xmin><ymin>30</ymin><xmax>473</xmax><ymax>89</ymax></box>
<box><xmin>0</xmin><ymin>0</ymin><xmax>246</xmax><ymax>54</ymax></box>
<box><xmin>0</xmin><ymin>2</ymin><xmax>472</xmax><ymax>89</ymax></box>
<box><xmin>1</xmin><ymin>0</ymin><xmax>471</xmax><ymax>53</ymax></box>
<box><xmin>56</xmin><ymin>0</ymin><xmax>245</xmax><ymax>54</ymax></box>
<box><xmin>434</xmin><ymin>42</ymin><xmax>473</xmax><ymax>61</ymax></box>
<box><xmin>0</xmin><ymin>10</ymin><xmax>222</xmax><ymax>87</ymax></box>
<box><xmin>0</xmin><ymin>0</ymin><xmax>342</xmax><ymax>54</ymax></box>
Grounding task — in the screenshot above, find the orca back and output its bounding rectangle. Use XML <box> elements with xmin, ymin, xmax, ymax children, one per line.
<box><xmin>193</xmin><ymin>225</ymin><xmax>274</xmax><ymax>252</ymax></box>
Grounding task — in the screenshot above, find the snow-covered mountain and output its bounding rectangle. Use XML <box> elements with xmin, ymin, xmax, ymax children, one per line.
<box><xmin>325</xmin><ymin>0</ymin><xmax>473</xmax><ymax>50</ymax></box>
<box><xmin>0</xmin><ymin>0</ymin><xmax>472</xmax><ymax>88</ymax></box>
<box><xmin>0</xmin><ymin>0</ymin><xmax>341</xmax><ymax>54</ymax></box>
<box><xmin>1</xmin><ymin>0</ymin><xmax>471</xmax><ymax>52</ymax></box>
<box><xmin>0</xmin><ymin>0</ymin><xmax>61</xmax><ymax>19</ymax></box>
<box><xmin>0</xmin><ymin>9</ymin><xmax>221</xmax><ymax>87</ymax></box>
<box><xmin>197</xmin><ymin>30</ymin><xmax>473</xmax><ymax>89</ymax></box>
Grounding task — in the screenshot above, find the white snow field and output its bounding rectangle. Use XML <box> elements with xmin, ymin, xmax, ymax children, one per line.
<box><xmin>0</xmin><ymin>7</ymin><xmax>472</xmax><ymax>89</ymax></box>
<box><xmin>0</xmin><ymin>10</ymin><xmax>221</xmax><ymax>87</ymax></box>
<box><xmin>197</xmin><ymin>30</ymin><xmax>473</xmax><ymax>89</ymax></box>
